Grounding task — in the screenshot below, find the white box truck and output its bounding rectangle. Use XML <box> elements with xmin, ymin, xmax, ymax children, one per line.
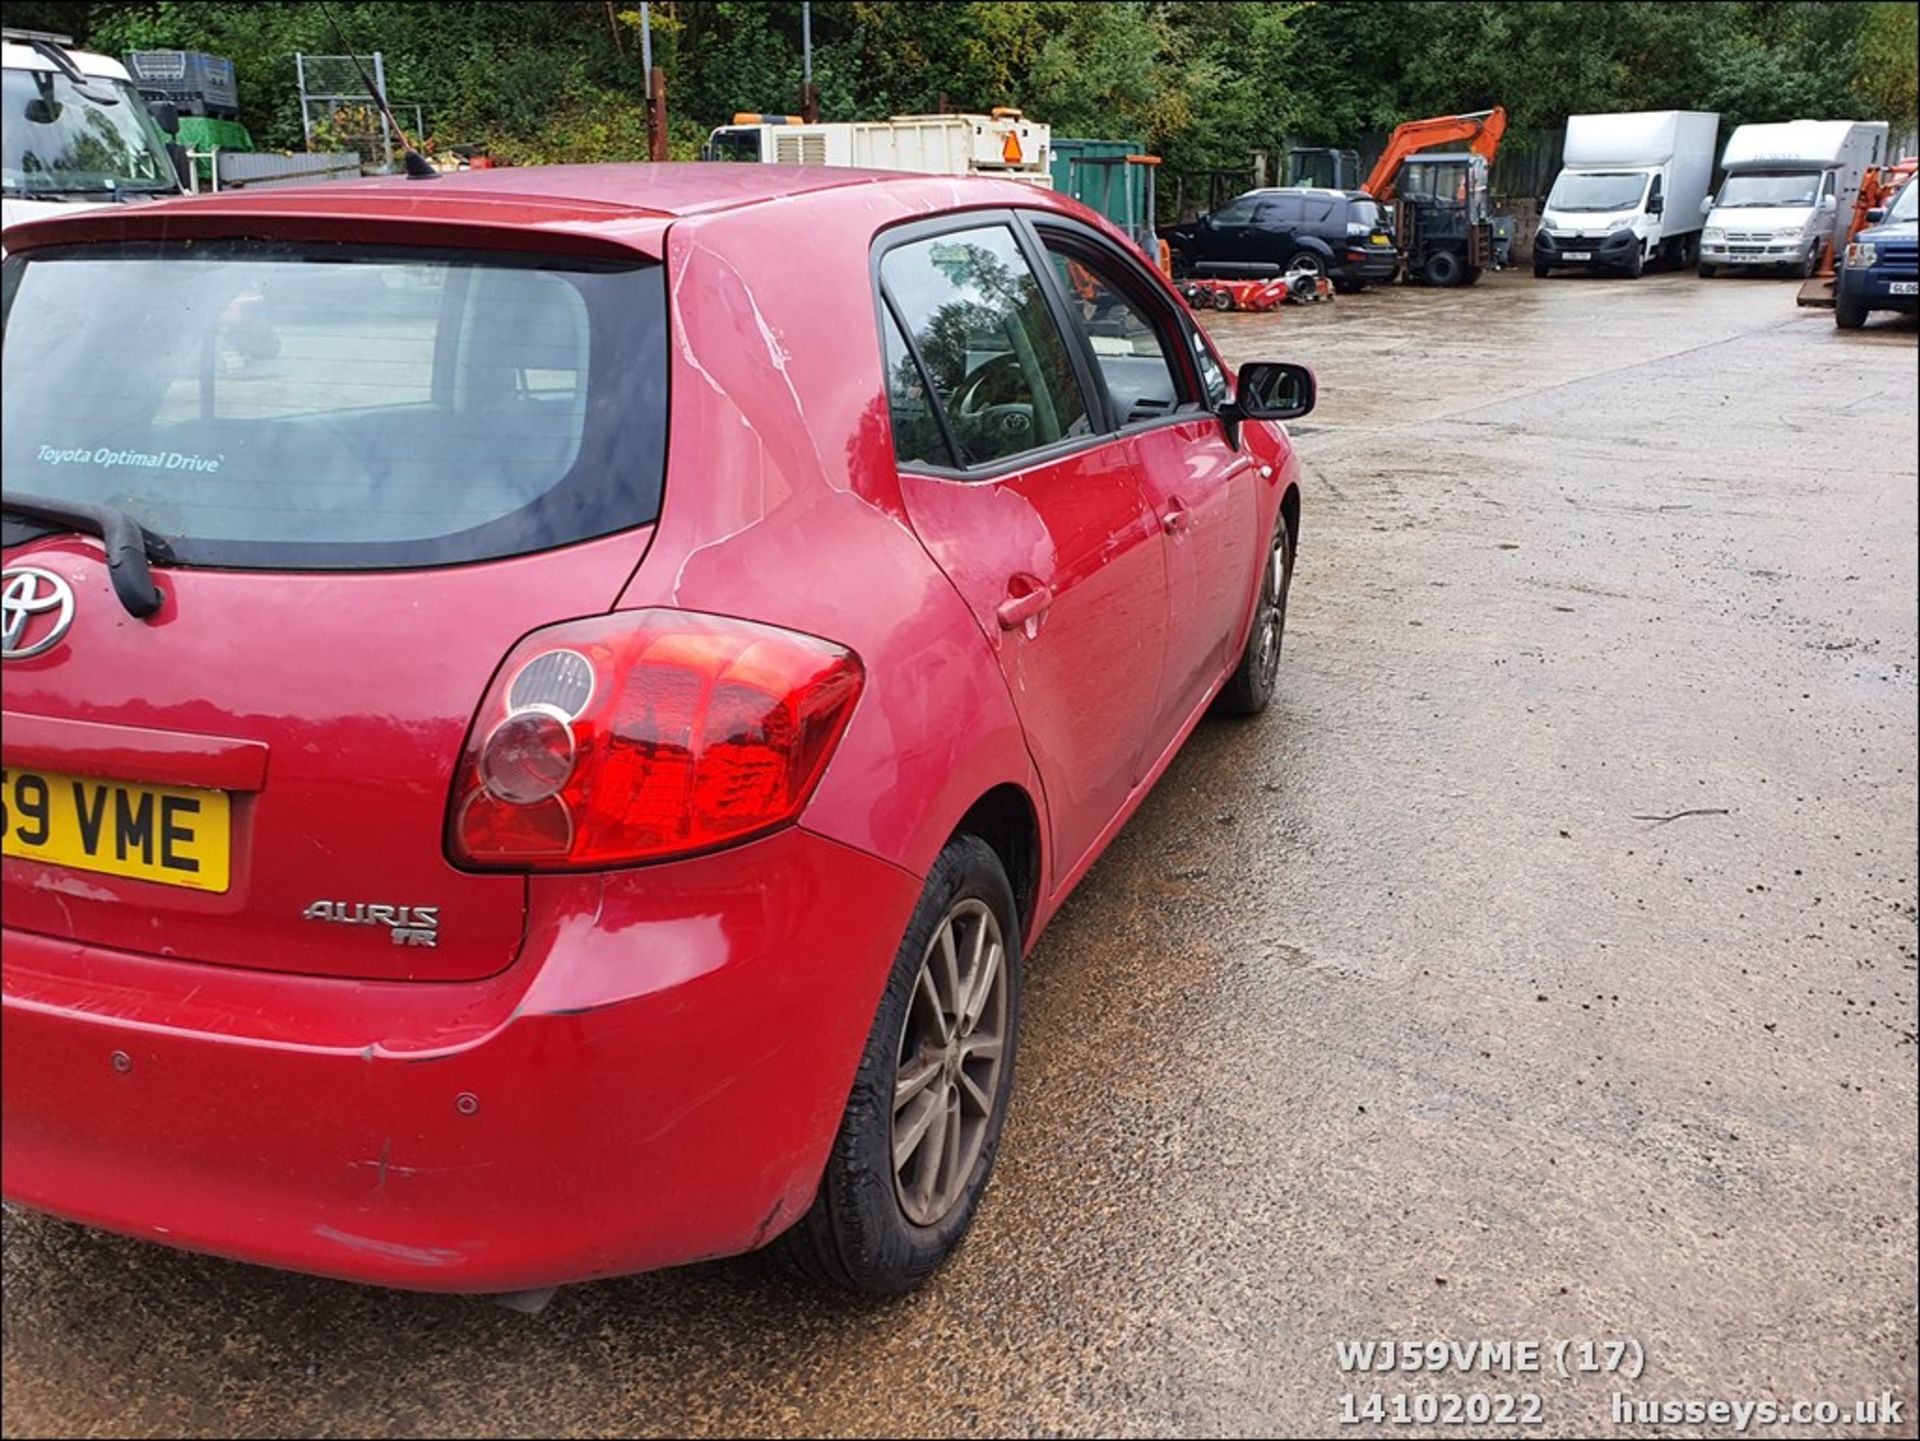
<box><xmin>1699</xmin><ymin>119</ymin><xmax>1890</xmax><ymax>277</ymax></box>
<box><xmin>1534</xmin><ymin>110</ymin><xmax>1719</xmax><ymax>278</ymax></box>
<box><xmin>3</xmin><ymin>28</ymin><xmax>185</xmax><ymax>236</ymax></box>
<box><xmin>704</xmin><ymin>109</ymin><xmax>1052</xmax><ymax>186</ymax></box>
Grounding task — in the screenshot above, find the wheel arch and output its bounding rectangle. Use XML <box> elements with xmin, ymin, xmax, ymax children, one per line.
<box><xmin>952</xmin><ymin>783</ymin><xmax>1043</xmax><ymax>945</ymax></box>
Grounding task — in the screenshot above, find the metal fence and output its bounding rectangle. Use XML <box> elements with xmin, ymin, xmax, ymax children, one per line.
<box><xmin>294</xmin><ymin>52</ymin><xmax>425</xmax><ymax>173</ymax></box>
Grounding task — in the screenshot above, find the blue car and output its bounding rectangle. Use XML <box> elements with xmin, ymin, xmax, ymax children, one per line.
<box><xmin>1835</xmin><ymin>177</ymin><xmax>1917</xmax><ymax>329</ymax></box>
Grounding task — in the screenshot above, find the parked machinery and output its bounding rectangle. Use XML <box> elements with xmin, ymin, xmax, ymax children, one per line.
<box><xmin>1289</xmin><ymin>108</ymin><xmax>1509</xmax><ymax>287</ymax></box>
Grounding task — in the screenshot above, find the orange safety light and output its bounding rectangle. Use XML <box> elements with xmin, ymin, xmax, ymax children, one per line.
<box><xmin>1002</xmin><ymin>130</ymin><xmax>1024</xmax><ymax>164</ymax></box>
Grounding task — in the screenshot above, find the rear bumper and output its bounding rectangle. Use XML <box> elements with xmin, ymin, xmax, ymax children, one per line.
<box><xmin>2</xmin><ymin>826</ymin><xmax>920</xmax><ymax>1292</ymax></box>
<box><xmin>1332</xmin><ymin>247</ymin><xmax>1399</xmax><ymax>282</ymax></box>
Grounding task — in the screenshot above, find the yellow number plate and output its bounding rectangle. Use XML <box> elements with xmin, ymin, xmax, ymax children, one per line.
<box><xmin>1</xmin><ymin>767</ymin><xmax>231</xmax><ymax>892</ymax></box>
<box><xmin>1369</xmin><ymin>234</ymin><xmax>1392</xmax><ymax>245</ymax></box>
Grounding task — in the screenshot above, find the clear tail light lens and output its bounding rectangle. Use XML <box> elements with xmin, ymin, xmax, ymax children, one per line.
<box><xmin>449</xmin><ymin>610</ymin><xmax>863</xmax><ymax>869</ymax></box>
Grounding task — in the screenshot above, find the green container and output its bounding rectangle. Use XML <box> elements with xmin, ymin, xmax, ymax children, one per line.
<box><xmin>175</xmin><ymin>116</ymin><xmax>253</xmax><ymax>182</ymax></box>
<box><xmin>1052</xmin><ymin>136</ymin><xmax>1151</xmax><ymax>234</ymax></box>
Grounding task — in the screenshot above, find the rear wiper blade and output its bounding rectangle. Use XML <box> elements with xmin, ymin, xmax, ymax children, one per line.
<box><xmin>1</xmin><ymin>493</ymin><xmax>173</xmax><ymax>619</ymax></box>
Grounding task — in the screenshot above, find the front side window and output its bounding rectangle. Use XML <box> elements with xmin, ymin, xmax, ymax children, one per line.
<box><xmin>1045</xmin><ymin>242</ymin><xmax>1183</xmax><ymax>425</ymax></box>
<box><xmin>1211</xmin><ymin>194</ymin><xmax>1259</xmax><ymax>225</ymax></box>
<box><xmin>1</xmin><ymin>242</ymin><xmax>667</xmax><ymax>568</ymax></box>
<box><xmin>1190</xmin><ymin>328</ymin><xmax>1229</xmax><ymax>410</ymax></box>
<box><xmin>879</xmin><ymin>225</ymin><xmax>1090</xmax><ymax>469</ymax></box>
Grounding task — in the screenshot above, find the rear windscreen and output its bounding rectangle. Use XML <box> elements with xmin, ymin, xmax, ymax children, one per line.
<box><xmin>0</xmin><ymin>241</ymin><xmax>667</xmax><ymax>569</ymax></box>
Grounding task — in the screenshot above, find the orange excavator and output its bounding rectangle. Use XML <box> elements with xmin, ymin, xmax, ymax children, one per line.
<box><xmin>1360</xmin><ymin>107</ymin><xmax>1508</xmax><ymax>204</ymax></box>
<box><xmin>1796</xmin><ymin>154</ymin><xmax>1919</xmax><ymax>307</ymax></box>
<box><xmin>1285</xmin><ymin>108</ymin><xmax>1508</xmax><ymax>285</ymax></box>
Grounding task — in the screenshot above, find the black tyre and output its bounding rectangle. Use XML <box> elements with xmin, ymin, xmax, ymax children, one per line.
<box><xmin>1697</xmin><ymin>261</ymin><xmax>1717</xmax><ymax>279</ymax></box>
<box><xmin>1533</xmin><ymin>260</ymin><xmax>1551</xmax><ymax>279</ymax></box>
<box><xmin>1798</xmin><ymin>242</ymin><xmax>1822</xmax><ymax>280</ymax></box>
<box><xmin>1420</xmin><ymin>249</ymin><xmax>1462</xmax><ymax>287</ymax></box>
<box><xmin>775</xmin><ymin>834</ymin><xmax>1021</xmax><ymax>1293</ymax></box>
<box><xmin>1215</xmin><ymin>515</ymin><xmax>1293</xmax><ymax>717</ymax></box>
<box><xmin>1623</xmin><ymin>244</ymin><xmax>1645</xmax><ymax>278</ymax></box>
<box><xmin>1834</xmin><ymin>287</ymin><xmax>1869</xmax><ymax>330</ymax></box>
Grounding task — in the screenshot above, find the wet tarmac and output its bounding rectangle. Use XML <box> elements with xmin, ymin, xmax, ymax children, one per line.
<box><xmin>4</xmin><ymin>269</ymin><xmax>1916</xmax><ymax>1438</ymax></box>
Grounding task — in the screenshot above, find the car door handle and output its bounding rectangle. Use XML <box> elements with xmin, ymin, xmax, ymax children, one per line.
<box><xmin>1161</xmin><ymin>501</ymin><xmax>1190</xmax><ymax>533</ymax></box>
<box><xmin>996</xmin><ymin>580</ymin><xmax>1053</xmax><ymax>630</ymax></box>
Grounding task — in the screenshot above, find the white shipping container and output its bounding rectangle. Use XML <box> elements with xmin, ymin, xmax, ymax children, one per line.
<box><xmin>712</xmin><ymin>113</ymin><xmax>1052</xmax><ymax>186</ymax></box>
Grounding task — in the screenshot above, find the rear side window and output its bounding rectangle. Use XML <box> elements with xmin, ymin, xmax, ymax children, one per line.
<box><xmin>1258</xmin><ymin>195</ymin><xmax>1305</xmax><ymax>223</ymax></box>
<box><xmin>879</xmin><ymin>225</ymin><xmax>1090</xmax><ymax>469</ymax></box>
<box><xmin>880</xmin><ymin>306</ymin><xmax>955</xmax><ymax>469</ymax></box>
<box><xmin>1348</xmin><ymin>198</ymin><xmax>1383</xmax><ymax>229</ymax></box>
<box><xmin>0</xmin><ymin>242</ymin><xmax>667</xmax><ymax>569</ymax></box>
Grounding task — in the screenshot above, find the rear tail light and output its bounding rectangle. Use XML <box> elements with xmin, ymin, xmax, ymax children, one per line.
<box><xmin>449</xmin><ymin>610</ymin><xmax>863</xmax><ymax>869</ymax></box>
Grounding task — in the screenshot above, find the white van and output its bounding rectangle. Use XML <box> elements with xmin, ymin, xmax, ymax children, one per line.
<box><xmin>1699</xmin><ymin>120</ymin><xmax>1890</xmax><ymax>277</ymax></box>
<box><xmin>3</xmin><ymin>29</ymin><xmax>183</xmax><ymax>235</ymax></box>
<box><xmin>1535</xmin><ymin>111</ymin><xmax>1719</xmax><ymax>277</ymax></box>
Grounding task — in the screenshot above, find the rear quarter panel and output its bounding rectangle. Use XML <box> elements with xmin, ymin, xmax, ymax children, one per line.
<box><xmin>614</xmin><ymin>184</ymin><xmax>1046</xmax><ymax>907</ymax></box>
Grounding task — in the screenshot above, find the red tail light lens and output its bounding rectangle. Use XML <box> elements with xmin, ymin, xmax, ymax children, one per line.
<box><xmin>450</xmin><ymin>610</ymin><xmax>863</xmax><ymax>869</ymax></box>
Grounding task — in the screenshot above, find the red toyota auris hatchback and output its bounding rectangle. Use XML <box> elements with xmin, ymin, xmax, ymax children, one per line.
<box><xmin>0</xmin><ymin>165</ymin><xmax>1310</xmax><ymax>1294</ymax></box>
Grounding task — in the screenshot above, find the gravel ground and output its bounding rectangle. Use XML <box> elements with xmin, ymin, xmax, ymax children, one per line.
<box><xmin>3</xmin><ymin>267</ymin><xmax>1915</xmax><ymax>1439</ymax></box>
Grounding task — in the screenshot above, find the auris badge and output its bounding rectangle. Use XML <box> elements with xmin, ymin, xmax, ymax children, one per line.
<box><xmin>1</xmin><ymin>566</ymin><xmax>76</xmax><ymax>660</ymax></box>
<box><xmin>303</xmin><ymin>900</ymin><xmax>441</xmax><ymax>948</ymax></box>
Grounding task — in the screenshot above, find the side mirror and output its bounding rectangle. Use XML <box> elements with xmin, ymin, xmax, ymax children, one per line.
<box><xmin>1699</xmin><ymin>196</ymin><xmax>1714</xmax><ymax>216</ymax></box>
<box><xmin>1646</xmin><ymin>194</ymin><xmax>1664</xmax><ymax>216</ymax></box>
<box><xmin>1220</xmin><ymin>361</ymin><xmax>1315</xmax><ymax>445</ymax></box>
<box><xmin>1866</xmin><ymin>206</ymin><xmax>1886</xmax><ymax>224</ymax></box>
<box><xmin>148</xmin><ymin>100</ymin><xmax>180</xmax><ymax>137</ymax></box>
<box><xmin>1820</xmin><ymin>194</ymin><xmax>1837</xmax><ymax>213</ymax></box>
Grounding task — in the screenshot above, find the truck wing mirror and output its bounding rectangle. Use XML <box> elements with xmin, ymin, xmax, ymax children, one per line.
<box><xmin>1866</xmin><ymin>206</ymin><xmax>1886</xmax><ymax>224</ymax></box>
<box><xmin>1647</xmin><ymin>194</ymin><xmax>1664</xmax><ymax>216</ymax></box>
<box><xmin>1699</xmin><ymin>196</ymin><xmax>1713</xmax><ymax>215</ymax></box>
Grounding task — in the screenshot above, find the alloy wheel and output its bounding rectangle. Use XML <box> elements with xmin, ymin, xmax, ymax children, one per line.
<box><xmin>1253</xmin><ymin>528</ymin><xmax>1289</xmax><ymax>684</ymax></box>
<box><xmin>892</xmin><ymin>898</ymin><xmax>1008</xmax><ymax>1227</ymax></box>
